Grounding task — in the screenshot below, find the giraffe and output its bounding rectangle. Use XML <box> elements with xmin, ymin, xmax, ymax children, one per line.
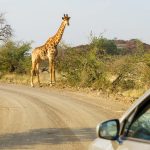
<box><xmin>31</xmin><ymin>14</ymin><xmax>70</xmax><ymax>87</ymax></box>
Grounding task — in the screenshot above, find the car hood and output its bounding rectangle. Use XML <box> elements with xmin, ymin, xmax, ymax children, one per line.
<box><xmin>89</xmin><ymin>138</ymin><xmax>115</xmax><ymax>150</ymax></box>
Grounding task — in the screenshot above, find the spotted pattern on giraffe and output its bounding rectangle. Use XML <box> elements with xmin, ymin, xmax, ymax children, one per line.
<box><xmin>31</xmin><ymin>14</ymin><xmax>70</xmax><ymax>87</ymax></box>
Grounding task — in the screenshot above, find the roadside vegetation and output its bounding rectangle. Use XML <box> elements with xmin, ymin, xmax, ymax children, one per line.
<box><xmin>56</xmin><ymin>36</ymin><xmax>150</xmax><ymax>100</ymax></box>
<box><xmin>0</xmin><ymin>14</ymin><xmax>150</xmax><ymax>102</ymax></box>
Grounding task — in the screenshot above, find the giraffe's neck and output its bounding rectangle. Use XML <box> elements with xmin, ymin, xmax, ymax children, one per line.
<box><xmin>53</xmin><ymin>21</ymin><xmax>66</xmax><ymax>45</ymax></box>
<box><xmin>45</xmin><ymin>21</ymin><xmax>66</xmax><ymax>48</ymax></box>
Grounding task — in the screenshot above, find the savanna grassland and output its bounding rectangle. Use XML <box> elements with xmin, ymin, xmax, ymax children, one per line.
<box><xmin>1</xmin><ymin>36</ymin><xmax>150</xmax><ymax>103</ymax></box>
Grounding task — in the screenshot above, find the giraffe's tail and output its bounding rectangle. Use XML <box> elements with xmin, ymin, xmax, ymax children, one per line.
<box><xmin>33</xmin><ymin>70</ymin><xmax>37</xmax><ymax>76</ymax></box>
<box><xmin>31</xmin><ymin>69</ymin><xmax>37</xmax><ymax>76</ymax></box>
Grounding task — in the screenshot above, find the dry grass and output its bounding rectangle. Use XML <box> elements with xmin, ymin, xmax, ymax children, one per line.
<box><xmin>0</xmin><ymin>73</ymin><xmax>30</xmax><ymax>85</ymax></box>
<box><xmin>121</xmin><ymin>88</ymin><xmax>148</xmax><ymax>99</ymax></box>
<box><xmin>0</xmin><ymin>72</ymin><xmax>62</xmax><ymax>86</ymax></box>
<box><xmin>0</xmin><ymin>72</ymin><xmax>148</xmax><ymax>104</ymax></box>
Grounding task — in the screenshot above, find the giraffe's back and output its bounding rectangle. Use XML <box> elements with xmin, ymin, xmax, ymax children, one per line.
<box><xmin>32</xmin><ymin>45</ymin><xmax>48</xmax><ymax>62</ymax></box>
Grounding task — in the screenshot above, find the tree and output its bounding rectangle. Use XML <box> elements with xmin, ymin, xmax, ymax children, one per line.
<box><xmin>135</xmin><ymin>39</ymin><xmax>144</xmax><ymax>55</ymax></box>
<box><xmin>90</xmin><ymin>36</ymin><xmax>119</xmax><ymax>56</ymax></box>
<box><xmin>0</xmin><ymin>13</ymin><xmax>12</xmax><ymax>42</ymax></box>
<box><xmin>0</xmin><ymin>41</ymin><xmax>31</xmax><ymax>73</ymax></box>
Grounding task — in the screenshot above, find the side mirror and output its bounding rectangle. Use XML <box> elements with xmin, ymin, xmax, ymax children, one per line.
<box><xmin>96</xmin><ymin>119</ymin><xmax>120</xmax><ymax>140</ymax></box>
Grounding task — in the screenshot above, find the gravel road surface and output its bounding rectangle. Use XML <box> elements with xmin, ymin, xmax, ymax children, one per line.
<box><xmin>0</xmin><ymin>84</ymin><xmax>127</xmax><ymax>150</ymax></box>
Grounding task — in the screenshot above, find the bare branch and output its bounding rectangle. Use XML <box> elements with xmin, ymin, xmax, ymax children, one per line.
<box><xmin>0</xmin><ymin>13</ymin><xmax>12</xmax><ymax>42</ymax></box>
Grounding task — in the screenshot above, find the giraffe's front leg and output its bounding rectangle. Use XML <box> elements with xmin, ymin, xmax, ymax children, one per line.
<box><xmin>49</xmin><ymin>58</ymin><xmax>53</xmax><ymax>86</ymax></box>
<box><xmin>52</xmin><ymin>60</ymin><xmax>56</xmax><ymax>85</ymax></box>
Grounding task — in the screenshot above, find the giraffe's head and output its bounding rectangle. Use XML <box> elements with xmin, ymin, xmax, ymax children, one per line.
<box><xmin>62</xmin><ymin>14</ymin><xmax>70</xmax><ymax>26</ymax></box>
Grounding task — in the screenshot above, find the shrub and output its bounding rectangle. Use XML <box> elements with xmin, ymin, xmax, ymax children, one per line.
<box><xmin>56</xmin><ymin>40</ymin><xmax>110</xmax><ymax>89</ymax></box>
<box><xmin>0</xmin><ymin>41</ymin><xmax>31</xmax><ymax>74</ymax></box>
<box><xmin>90</xmin><ymin>36</ymin><xmax>120</xmax><ymax>55</ymax></box>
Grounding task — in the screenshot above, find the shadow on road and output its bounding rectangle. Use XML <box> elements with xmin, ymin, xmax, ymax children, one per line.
<box><xmin>0</xmin><ymin>128</ymin><xmax>96</xmax><ymax>149</ymax></box>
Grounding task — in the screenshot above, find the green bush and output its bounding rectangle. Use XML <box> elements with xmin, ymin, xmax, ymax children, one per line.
<box><xmin>55</xmin><ymin>37</ymin><xmax>150</xmax><ymax>93</ymax></box>
<box><xmin>0</xmin><ymin>41</ymin><xmax>31</xmax><ymax>74</ymax></box>
<box><xmin>90</xmin><ymin>36</ymin><xmax>120</xmax><ymax>55</ymax></box>
<box><xmin>56</xmin><ymin>39</ymin><xmax>110</xmax><ymax>89</ymax></box>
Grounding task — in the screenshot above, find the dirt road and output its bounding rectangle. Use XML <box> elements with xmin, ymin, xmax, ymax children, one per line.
<box><xmin>0</xmin><ymin>84</ymin><xmax>127</xmax><ymax>150</ymax></box>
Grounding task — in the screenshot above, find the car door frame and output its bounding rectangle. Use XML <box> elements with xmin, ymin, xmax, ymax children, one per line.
<box><xmin>119</xmin><ymin>97</ymin><xmax>150</xmax><ymax>145</ymax></box>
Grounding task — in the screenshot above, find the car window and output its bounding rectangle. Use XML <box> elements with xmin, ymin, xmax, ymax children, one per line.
<box><xmin>126</xmin><ymin>103</ymin><xmax>150</xmax><ymax>141</ymax></box>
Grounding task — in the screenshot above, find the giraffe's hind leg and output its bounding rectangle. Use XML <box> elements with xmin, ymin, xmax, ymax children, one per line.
<box><xmin>52</xmin><ymin>60</ymin><xmax>56</xmax><ymax>85</ymax></box>
<box><xmin>49</xmin><ymin>57</ymin><xmax>53</xmax><ymax>86</ymax></box>
<box><xmin>31</xmin><ymin>61</ymin><xmax>36</xmax><ymax>87</ymax></box>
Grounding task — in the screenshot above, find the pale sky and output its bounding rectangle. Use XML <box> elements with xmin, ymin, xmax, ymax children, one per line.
<box><xmin>0</xmin><ymin>0</ymin><xmax>150</xmax><ymax>48</ymax></box>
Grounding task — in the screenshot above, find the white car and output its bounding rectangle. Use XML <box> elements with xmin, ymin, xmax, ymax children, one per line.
<box><xmin>89</xmin><ymin>89</ymin><xmax>150</xmax><ymax>150</ymax></box>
